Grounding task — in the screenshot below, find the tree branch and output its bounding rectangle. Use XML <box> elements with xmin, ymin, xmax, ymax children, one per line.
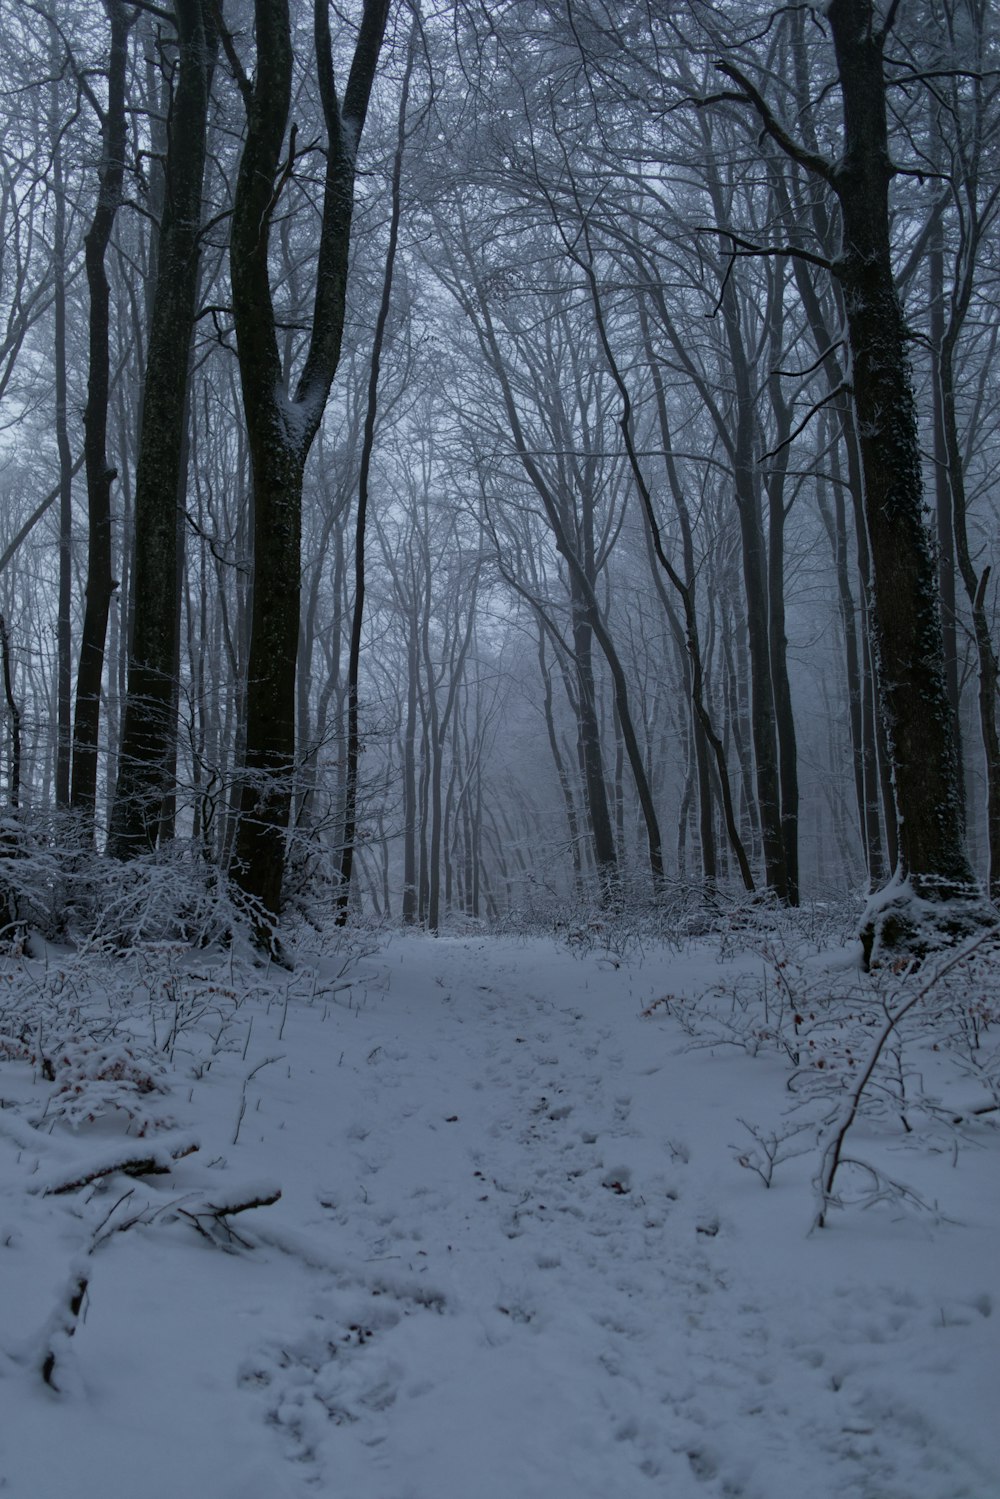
<box><xmin>760</xmin><ymin>384</ymin><xmax>851</xmax><ymax>461</ymax></box>
<box><xmin>714</xmin><ymin>61</ymin><xmax>836</xmax><ymax>184</ymax></box>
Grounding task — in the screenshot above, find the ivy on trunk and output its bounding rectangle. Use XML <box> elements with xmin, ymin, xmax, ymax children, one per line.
<box><xmin>716</xmin><ymin>0</ymin><xmax>994</xmax><ymax>961</ymax></box>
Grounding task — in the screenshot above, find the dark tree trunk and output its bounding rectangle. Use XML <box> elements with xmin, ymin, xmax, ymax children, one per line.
<box><xmin>828</xmin><ymin>6</ymin><xmax>966</xmax><ymax>873</ymax></box>
<box><xmin>51</xmin><ymin>96</ymin><xmax>73</xmax><ymax>812</ymax></box>
<box><xmin>763</xmin><ymin>261</ymin><xmax>799</xmax><ymax>904</ymax></box>
<box><xmin>0</xmin><ymin>616</ymin><xmax>21</xmax><ymax>810</ymax></box>
<box><xmin>632</xmin><ymin>315</ymin><xmax>752</xmax><ymax>890</ymax></box>
<box><xmin>537</xmin><ymin>628</ymin><xmax>584</xmax><ymax>889</ymax></box>
<box><xmin>71</xmin><ymin>0</ymin><xmax>131</xmax><ymax>827</ymax></box>
<box><xmin>825</xmin><ymin>0</ymin><xmax>986</xmax><ymax>953</ymax></box>
<box><xmin>571</xmin><ymin>601</ymin><xmax>618</xmax><ymax>886</ymax></box>
<box><xmin>109</xmin><ymin>0</ymin><xmax>217</xmax><ymax>857</ymax></box>
<box><xmin>721</xmin><ymin>0</ymin><xmax>991</xmax><ymax>957</ymax></box>
<box><xmin>929</xmin><ymin>228</ymin><xmax>962</xmax><ymax>742</ymax></box>
<box><xmin>336</xmin><ymin>18</ymin><xmax>415</xmax><ymax>920</ymax></box>
<box><xmin>928</xmin><ymin>90</ymin><xmax>1000</xmax><ymax>900</ymax></box>
<box><xmin>816</xmin><ymin>450</ymin><xmax>868</xmax><ymax>877</ymax></box>
<box><xmin>726</xmin><ymin>314</ymin><xmax>788</xmax><ymax>902</ymax></box>
<box><xmin>401</xmin><ymin>607</ymin><xmax>419</xmax><ymax>924</ymax></box>
<box><xmin>941</xmin><ymin>324</ymin><xmax>1000</xmax><ymax>900</ymax></box>
<box><xmin>227</xmin><ymin>0</ymin><xmax>390</xmax><ymax>941</ymax></box>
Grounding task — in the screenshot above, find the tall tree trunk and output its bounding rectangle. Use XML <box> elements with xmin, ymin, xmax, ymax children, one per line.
<box><xmin>537</xmin><ymin>627</ymin><xmax>584</xmax><ymax>890</ymax></box>
<box><xmin>827</xmin><ymin>0</ymin><xmax>978</xmax><ymax>931</ymax></box>
<box><xmin>929</xmin><ymin>224</ymin><xmax>962</xmax><ymax>743</ymax></box>
<box><xmin>763</xmin><ymin>257</ymin><xmax>799</xmax><ymax>903</ymax></box>
<box><xmin>929</xmin><ymin>82</ymin><xmax>1000</xmax><ymax>899</ymax></box>
<box><xmin>109</xmin><ymin>0</ymin><xmax>217</xmax><ymax>856</ymax></box>
<box><xmin>941</xmin><ymin>327</ymin><xmax>1000</xmax><ymax>899</ymax></box>
<box><xmin>71</xmin><ymin>0</ymin><xmax>131</xmax><ymax>827</ymax></box>
<box><xmin>722</xmin><ymin>0</ymin><xmax>990</xmax><ymax>957</ymax></box>
<box><xmin>0</xmin><ymin>616</ymin><xmax>21</xmax><ymax>810</ymax></box>
<box><xmin>401</xmin><ymin>606</ymin><xmax>420</xmax><ymax>924</ymax></box>
<box><xmin>337</xmin><ymin>16</ymin><xmax>415</xmax><ymax>920</ymax></box>
<box><xmin>226</xmin><ymin>0</ymin><xmax>390</xmax><ymax>941</ymax></box>
<box><xmin>450</xmin><ymin>233</ymin><xmax>663</xmax><ymax>888</ymax></box>
<box><xmin>50</xmin><ymin>75</ymin><xmax>73</xmax><ymax>812</ymax></box>
<box><xmin>725</xmin><ymin>297</ymin><xmax>788</xmax><ymax>901</ymax></box>
<box><xmin>571</xmin><ymin>601</ymin><xmax>618</xmax><ymax>886</ymax></box>
<box><xmin>427</xmin><ymin>576</ymin><xmax>479</xmax><ymax>932</ymax></box>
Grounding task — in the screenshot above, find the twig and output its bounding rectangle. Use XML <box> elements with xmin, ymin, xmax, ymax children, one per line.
<box><xmin>815</xmin><ymin>934</ymin><xmax>990</xmax><ymax>1226</ymax></box>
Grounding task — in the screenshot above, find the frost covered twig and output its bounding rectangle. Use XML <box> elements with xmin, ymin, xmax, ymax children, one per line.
<box><xmin>814</xmin><ymin>934</ymin><xmax>991</xmax><ymax>1227</ymax></box>
<box><xmin>732</xmin><ymin>1116</ymin><xmax>815</xmax><ymax>1188</ymax></box>
<box><xmin>233</xmin><ymin>1055</ymin><xmax>284</xmax><ymax>1144</ymax></box>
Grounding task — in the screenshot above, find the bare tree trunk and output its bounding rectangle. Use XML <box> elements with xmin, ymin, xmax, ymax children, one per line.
<box><xmin>537</xmin><ymin>628</ymin><xmax>584</xmax><ymax>890</ymax></box>
<box><xmin>451</xmin><ymin>235</ymin><xmax>662</xmax><ymax>888</ymax></box>
<box><xmin>941</xmin><ymin>327</ymin><xmax>1000</xmax><ymax>899</ymax></box>
<box><xmin>109</xmin><ymin>0</ymin><xmax>217</xmax><ymax>856</ymax></box>
<box><xmin>337</xmin><ymin>17</ymin><xmax>416</xmax><ymax>920</ymax></box>
<box><xmin>226</xmin><ymin>0</ymin><xmax>390</xmax><ymax>941</ymax></box>
<box><xmin>401</xmin><ymin>606</ymin><xmax>419</xmax><ymax>924</ymax></box>
<box><xmin>50</xmin><ymin>76</ymin><xmax>73</xmax><ymax>811</ymax></box>
<box><xmin>826</xmin><ymin>0</ymin><xmax>980</xmax><ymax>939</ymax></box>
<box><xmin>722</xmin><ymin>0</ymin><xmax>991</xmax><ymax>958</ymax></box>
<box><xmin>571</xmin><ymin>600</ymin><xmax>618</xmax><ymax>887</ymax></box>
<box><xmin>0</xmin><ymin>616</ymin><xmax>21</xmax><ymax>809</ymax></box>
<box><xmin>762</xmin><ymin>257</ymin><xmax>799</xmax><ymax>903</ymax></box>
<box><xmin>71</xmin><ymin>0</ymin><xmax>131</xmax><ymax>828</ymax></box>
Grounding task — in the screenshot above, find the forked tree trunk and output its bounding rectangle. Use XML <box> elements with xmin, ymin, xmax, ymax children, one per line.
<box><xmin>226</xmin><ymin>0</ymin><xmax>390</xmax><ymax>941</ymax></box>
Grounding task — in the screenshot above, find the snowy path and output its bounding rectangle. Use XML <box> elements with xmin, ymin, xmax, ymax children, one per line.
<box><xmin>1</xmin><ymin>934</ymin><xmax>998</xmax><ymax>1498</ymax></box>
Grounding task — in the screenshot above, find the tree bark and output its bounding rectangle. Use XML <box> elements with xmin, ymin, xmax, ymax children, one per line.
<box><xmin>109</xmin><ymin>0</ymin><xmax>217</xmax><ymax>856</ymax></box>
<box><xmin>71</xmin><ymin>0</ymin><xmax>131</xmax><ymax>827</ymax></box>
<box><xmin>720</xmin><ymin>0</ymin><xmax>991</xmax><ymax>957</ymax></box>
<box><xmin>50</xmin><ymin>78</ymin><xmax>73</xmax><ymax>812</ymax></box>
<box><xmin>336</xmin><ymin>16</ymin><xmax>415</xmax><ymax>920</ymax></box>
<box><xmin>227</xmin><ymin>0</ymin><xmax>390</xmax><ymax>940</ymax></box>
<box><xmin>827</xmin><ymin>0</ymin><xmax>973</xmax><ymax>896</ymax></box>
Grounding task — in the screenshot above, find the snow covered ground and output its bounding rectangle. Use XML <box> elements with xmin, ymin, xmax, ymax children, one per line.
<box><xmin>1</xmin><ymin>928</ymin><xmax>997</xmax><ymax>1498</ymax></box>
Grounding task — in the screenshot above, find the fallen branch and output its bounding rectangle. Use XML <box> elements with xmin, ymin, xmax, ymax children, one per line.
<box><xmin>176</xmin><ymin>1180</ymin><xmax>281</xmax><ymax>1250</ymax></box>
<box><xmin>44</xmin><ymin>1136</ymin><xmax>200</xmax><ymax>1196</ymax></box>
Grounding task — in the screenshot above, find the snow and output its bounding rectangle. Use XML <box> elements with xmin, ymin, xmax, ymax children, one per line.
<box><xmin>1</xmin><ymin>930</ymin><xmax>998</xmax><ymax>1498</ymax></box>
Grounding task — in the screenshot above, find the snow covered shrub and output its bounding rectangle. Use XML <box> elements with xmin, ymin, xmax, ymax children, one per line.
<box><xmin>0</xmin><ymin>810</ymin><xmax>250</xmax><ymax>952</ymax></box>
<box><xmin>38</xmin><ymin>1037</ymin><xmax>172</xmax><ymax>1134</ymax></box>
<box><xmin>0</xmin><ymin>810</ymin><xmax>71</xmax><ymax>943</ymax></box>
<box><xmin>709</xmin><ymin>887</ymin><xmax>861</xmax><ymax>961</ymax></box>
<box><xmin>496</xmin><ymin>875</ymin><xmax>746</xmax><ymax>957</ymax></box>
<box><xmin>0</xmin><ymin>954</ymin><xmax>174</xmax><ymax>1135</ymax></box>
<box><xmin>69</xmin><ymin>844</ymin><xmax>241</xmax><ymax>952</ymax></box>
<box><xmin>656</xmin><ymin>922</ymin><xmax>1000</xmax><ymax>1219</ymax></box>
<box><xmin>505</xmin><ymin>882</ymin><xmax>862</xmax><ymax>962</ymax></box>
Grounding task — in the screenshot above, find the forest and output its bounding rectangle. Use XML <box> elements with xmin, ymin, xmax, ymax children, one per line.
<box><xmin>0</xmin><ymin>0</ymin><xmax>996</xmax><ymax>961</ymax></box>
<box><xmin>2</xmin><ymin>5</ymin><xmax>1000</xmax><ymax>1494</ymax></box>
